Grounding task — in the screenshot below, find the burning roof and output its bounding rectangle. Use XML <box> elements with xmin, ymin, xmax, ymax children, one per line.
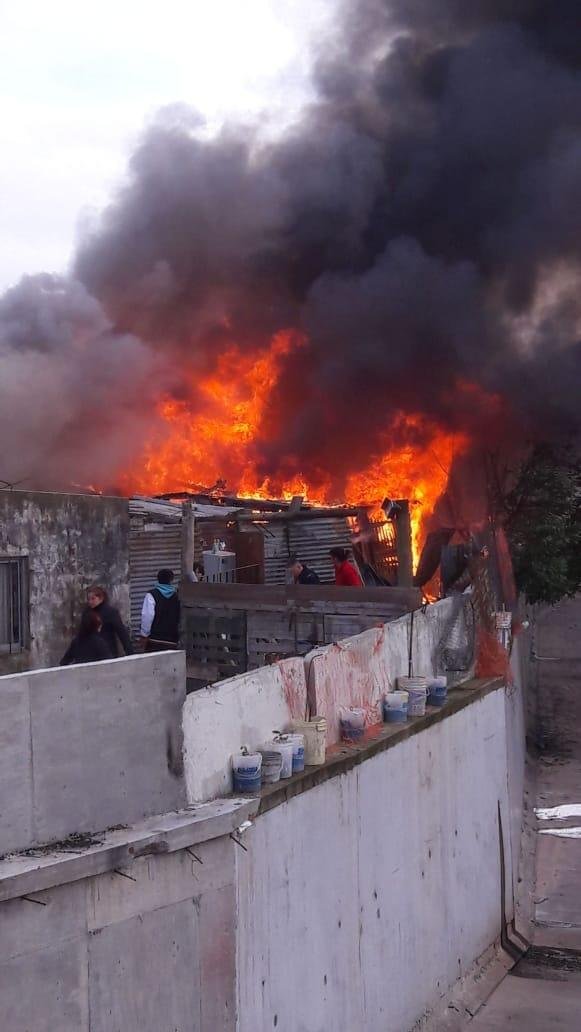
<box><xmin>2</xmin><ymin>1</ymin><xmax>581</xmax><ymax>570</ymax></box>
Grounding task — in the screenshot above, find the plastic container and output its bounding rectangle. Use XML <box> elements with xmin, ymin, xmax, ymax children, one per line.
<box><xmin>232</xmin><ymin>750</ymin><xmax>262</xmax><ymax>794</ymax></box>
<box><xmin>289</xmin><ymin>718</ymin><xmax>327</xmax><ymax>765</ymax></box>
<box><xmin>285</xmin><ymin>733</ymin><xmax>306</xmax><ymax>774</ymax></box>
<box><xmin>259</xmin><ymin>749</ymin><xmax>283</xmax><ymax>784</ymax></box>
<box><xmin>383</xmin><ymin>691</ymin><xmax>409</xmax><ymax>723</ymax></box>
<box><xmin>340</xmin><ymin>707</ymin><xmax>366</xmax><ymax>742</ymax></box>
<box><xmin>268</xmin><ymin>736</ymin><xmax>294</xmax><ymax>779</ymax></box>
<box><xmin>427</xmin><ymin>675</ymin><xmax>448</xmax><ymax>708</ymax></box>
<box><xmin>398</xmin><ymin>677</ymin><xmax>428</xmax><ymax>717</ymax></box>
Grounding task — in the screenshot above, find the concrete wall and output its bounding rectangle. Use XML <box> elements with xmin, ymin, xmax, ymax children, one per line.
<box><xmin>0</xmin><ymin>652</ymin><xmax>186</xmax><ymax>855</ymax></box>
<box><xmin>0</xmin><ymin>490</ymin><xmax>130</xmax><ymax>674</ymax></box>
<box><xmin>0</xmin><ymin>834</ymin><xmax>237</xmax><ymax>1032</ymax></box>
<box><xmin>307</xmin><ymin>598</ymin><xmax>457</xmax><ymax>745</ymax></box>
<box><xmin>236</xmin><ymin>684</ymin><xmax>522</xmax><ymax>1032</ymax></box>
<box><xmin>183</xmin><ymin>657</ymin><xmax>307</xmax><ymax>803</ymax></box>
<box><xmin>183</xmin><ymin>599</ymin><xmax>458</xmax><ymax>801</ymax></box>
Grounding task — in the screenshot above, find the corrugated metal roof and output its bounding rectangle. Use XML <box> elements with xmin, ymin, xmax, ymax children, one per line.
<box><xmin>129</xmin><ymin>496</ymin><xmax>243</xmax><ymax>521</ymax></box>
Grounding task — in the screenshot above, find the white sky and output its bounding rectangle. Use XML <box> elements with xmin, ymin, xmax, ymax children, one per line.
<box><xmin>0</xmin><ymin>0</ymin><xmax>333</xmax><ymax>292</ymax></box>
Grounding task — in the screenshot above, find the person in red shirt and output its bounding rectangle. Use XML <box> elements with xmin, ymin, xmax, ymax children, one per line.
<box><xmin>330</xmin><ymin>547</ymin><xmax>363</xmax><ymax>587</ymax></box>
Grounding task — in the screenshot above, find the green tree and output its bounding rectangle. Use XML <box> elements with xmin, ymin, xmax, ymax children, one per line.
<box><xmin>504</xmin><ymin>444</ymin><xmax>581</xmax><ymax>606</ymax></box>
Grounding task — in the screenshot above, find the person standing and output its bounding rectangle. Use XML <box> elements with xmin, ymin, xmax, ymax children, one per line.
<box><xmin>140</xmin><ymin>569</ymin><xmax>181</xmax><ymax>652</ymax></box>
<box><xmin>329</xmin><ymin>547</ymin><xmax>363</xmax><ymax>587</ymax></box>
<box><xmin>61</xmin><ymin>610</ymin><xmax>113</xmax><ymax>666</ymax></box>
<box><xmin>86</xmin><ymin>586</ymin><xmax>134</xmax><ymax>656</ymax></box>
<box><xmin>287</xmin><ymin>556</ymin><xmax>320</xmax><ymax>585</ymax></box>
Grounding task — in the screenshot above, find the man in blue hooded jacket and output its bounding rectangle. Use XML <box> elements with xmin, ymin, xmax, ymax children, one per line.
<box><xmin>140</xmin><ymin>569</ymin><xmax>180</xmax><ymax>652</ymax></box>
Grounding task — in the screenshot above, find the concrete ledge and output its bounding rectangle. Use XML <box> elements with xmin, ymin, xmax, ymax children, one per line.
<box><xmin>0</xmin><ymin>798</ymin><xmax>258</xmax><ymax>904</ymax></box>
<box><xmin>257</xmin><ymin>677</ymin><xmax>503</xmax><ymax>816</ymax></box>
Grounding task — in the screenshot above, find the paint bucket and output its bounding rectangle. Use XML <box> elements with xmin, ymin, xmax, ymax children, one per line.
<box><xmin>232</xmin><ymin>750</ymin><xmax>262</xmax><ymax>794</ymax></box>
<box><xmin>427</xmin><ymin>675</ymin><xmax>448</xmax><ymax>708</ymax></box>
<box><xmin>285</xmin><ymin>733</ymin><xmax>306</xmax><ymax>774</ymax></box>
<box><xmin>269</xmin><ymin>736</ymin><xmax>294</xmax><ymax>779</ymax></box>
<box><xmin>289</xmin><ymin>718</ymin><xmax>327</xmax><ymax>765</ymax></box>
<box><xmin>339</xmin><ymin>707</ymin><xmax>366</xmax><ymax>742</ymax></box>
<box><xmin>383</xmin><ymin>691</ymin><xmax>409</xmax><ymax>723</ymax></box>
<box><xmin>259</xmin><ymin>749</ymin><xmax>283</xmax><ymax>784</ymax></box>
<box><xmin>398</xmin><ymin>677</ymin><xmax>428</xmax><ymax>717</ymax></box>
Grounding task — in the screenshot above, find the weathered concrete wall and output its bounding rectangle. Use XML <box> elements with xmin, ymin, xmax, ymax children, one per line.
<box><xmin>0</xmin><ymin>489</ymin><xmax>130</xmax><ymax>674</ymax></box>
<box><xmin>0</xmin><ymin>829</ymin><xmax>240</xmax><ymax>1032</ymax></box>
<box><xmin>236</xmin><ymin>685</ymin><xmax>522</xmax><ymax>1032</ymax></box>
<box><xmin>183</xmin><ymin>657</ymin><xmax>307</xmax><ymax>803</ymax></box>
<box><xmin>307</xmin><ymin>598</ymin><xmax>457</xmax><ymax>745</ymax></box>
<box><xmin>0</xmin><ymin>652</ymin><xmax>187</xmax><ymax>855</ymax></box>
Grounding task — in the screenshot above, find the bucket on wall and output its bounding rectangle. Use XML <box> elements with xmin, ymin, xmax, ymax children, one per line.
<box><xmin>268</xmin><ymin>736</ymin><xmax>294</xmax><ymax>779</ymax></box>
<box><xmin>289</xmin><ymin>718</ymin><xmax>327</xmax><ymax>765</ymax></box>
<box><xmin>232</xmin><ymin>750</ymin><xmax>262</xmax><ymax>794</ymax></box>
<box><xmin>285</xmin><ymin>733</ymin><xmax>306</xmax><ymax>774</ymax></box>
<box><xmin>427</xmin><ymin>675</ymin><xmax>448</xmax><ymax>708</ymax></box>
<box><xmin>259</xmin><ymin>749</ymin><xmax>283</xmax><ymax>784</ymax></box>
<box><xmin>383</xmin><ymin>691</ymin><xmax>409</xmax><ymax>723</ymax></box>
<box><xmin>339</xmin><ymin>707</ymin><xmax>366</xmax><ymax>742</ymax></box>
<box><xmin>398</xmin><ymin>677</ymin><xmax>428</xmax><ymax>717</ymax></box>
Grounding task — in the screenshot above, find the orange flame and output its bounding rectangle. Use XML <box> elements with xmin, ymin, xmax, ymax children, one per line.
<box><xmin>122</xmin><ymin>331</ymin><xmax>469</xmax><ymax>568</ymax></box>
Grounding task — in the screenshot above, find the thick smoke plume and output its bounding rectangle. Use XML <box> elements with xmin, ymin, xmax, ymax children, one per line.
<box><xmin>2</xmin><ymin>0</ymin><xmax>581</xmax><ymax>494</ymax></box>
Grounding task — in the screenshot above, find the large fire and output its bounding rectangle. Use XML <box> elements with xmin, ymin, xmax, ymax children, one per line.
<box><xmin>123</xmin><ymin>331</ymin><xmax>468</xmax><ymax>567</ymax></box>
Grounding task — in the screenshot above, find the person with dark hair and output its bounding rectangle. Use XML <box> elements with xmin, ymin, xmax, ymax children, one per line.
<box><xmin>86</xmin><ymin>585</ymin><xmax>134</xmax><ymax>657</ymax></box>
<box><xmin>60</xmin><ymin>610</ymin><xmax>114</xmax><ymax>666</ymax></box>
<box><xmin>329</xmin><ymin>547</ymin><xmax>363</xmax><ymax>587</ymax></box>
<box><xmin>287</xmin><ymin>556</ymin><xmax>320</xmax><ymax>585</ymax></box>
<box><xmin>140</xmin><ymin>569</ymin><xmax>181</xmax><ymax>652</ymax></box>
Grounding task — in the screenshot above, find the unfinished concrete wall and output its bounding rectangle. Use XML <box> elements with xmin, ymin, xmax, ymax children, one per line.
<box><xmin>0</xmin><ymin>652</ymin><xmax>186</xmax><ymax>855</ymax></box>
<box><xmin>183</xmin><ymin>657</ymin><xmax>307</xmax><ymax>803</ymax></box>
<box><xmin>0</xmin><ymin>489</ymin><xmax>130</xmax><ymax>674</ymax></box>
<box><xmin>0</xmin><ymin>817</ymin><xmax>246</xmax><ymax>1032</ymax></box>
<box><xmin>237</xmin><ymin>684</ymin><xmax>522</xmax><ymax>1032</ymax></box>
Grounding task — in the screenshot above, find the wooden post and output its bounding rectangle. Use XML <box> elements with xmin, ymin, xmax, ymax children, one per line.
<box><xmin>395</xmin><ymin>500</ymin><xmax>413</xmax><ymax>587</ymax></box>
<box><xmin>181</xmin><ymin>500</ymin><xmax>196</xmax><ymax>582</ymax></box>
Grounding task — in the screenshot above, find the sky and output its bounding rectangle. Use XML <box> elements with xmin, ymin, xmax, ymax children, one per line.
<box><xmin>0</xmin><ymin>0</ymin><xmax>332</xmax><ymax>292</ymax></box>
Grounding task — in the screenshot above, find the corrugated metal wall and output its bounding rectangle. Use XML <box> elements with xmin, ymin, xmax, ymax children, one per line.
<box><xmin>261</xmin><ymin>517</ymin><xmax>354</xmax><ymax>584</ymax></box>
<box><xmin>129</xmin><ymin>523</ymin><xmax>182</xmax><ymax>634</ymax></box>
<box><xmin>288</xmin><ymin>517</ymin><xmax>353</xmax><ymax>583</ymax></box>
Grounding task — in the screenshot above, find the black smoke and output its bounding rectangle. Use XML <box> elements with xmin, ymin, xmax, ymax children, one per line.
<box><xmin>2</xmin><ymin>1</ymin><xmax>581</xmax><ymax>492</ymax></box>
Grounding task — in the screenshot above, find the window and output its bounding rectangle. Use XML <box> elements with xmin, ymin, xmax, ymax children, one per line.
<box><xmin>0</xmin><ymin>557</ymin><xmax>28</xmax><ymax>652</ymax></box>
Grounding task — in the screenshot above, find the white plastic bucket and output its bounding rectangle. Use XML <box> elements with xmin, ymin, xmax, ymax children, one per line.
<box><xmin>383</xmin><ymin>691</ymin><xmax>408</xmax><ymax>724</ymax></box>
<box><xmin>268</xmin><ymin>737</ymin><xmax>294</xmax><ymax>779</ymax></box>
<box><xmin>259</xmin><ymin>749</ymin><xmax>283</xmax><ymax>784</ymax></box>
<box><xmin>285</xmin><ymin>733</ymin><xmax>306</xmax><ymax>773</ymax></box>
<box><xmin>339</xmin><ymin>707</ymin><xmax>366</xmax><ymax>742</ymax></box>
<box><xmin>232</xmin><ymin>751</ymin><xmax>262</xmax><ymax>794</ymax></box>
<box><xmin>399</xmin><ymin>677</ymin><xmax>428</xmax><ymax>717</ymax></box>
<box><xmin>289</xmin><ymin>718</ymin><xmax>327</xmax><ymax>765</ymax></box>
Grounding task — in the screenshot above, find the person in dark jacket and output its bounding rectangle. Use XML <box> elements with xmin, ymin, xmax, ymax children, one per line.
<box><xmin>287</xmin><ymin>556</ymin><xmax>320</xmax><ymax>585</ymax></box>
<box><xmin>140</xmin><ymin>569</ymin><xmax>180</xmax><ymax>652</ymax></box>
<box><xmin>61</xmin><ymin>610</ymin><xmax>113</xmax><ymax>666</ymax></box>
<box><xmin>86</xmin><ymin>586</ymin><xmax>134</xmax><ymax>656</ymax></box>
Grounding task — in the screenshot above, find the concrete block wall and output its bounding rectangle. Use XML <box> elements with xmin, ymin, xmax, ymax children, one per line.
<box><xmin>183</xmin><ymin>657</ymin><xmax>307</xmax><ymax>803</ymax></box>
<box><xmin>236</xmin><ymin>684</ymin><xmax>522</xmax><ymax>1032</ymax></box>
<box><xmin>0</xmin><ymin>652</ymin><xmax>187</xmax><ymax>855</ymax></box>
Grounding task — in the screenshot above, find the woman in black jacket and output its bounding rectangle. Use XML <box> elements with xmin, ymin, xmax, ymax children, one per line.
<box><xmin>86</xmin><ymin>586</ymin><xmax>134</xmax><ymax>657</ymax></box>
<box><xmin>61</xmin><ymin>610</ymin><xmax>113</xmax><ymax>666</ymax></box>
